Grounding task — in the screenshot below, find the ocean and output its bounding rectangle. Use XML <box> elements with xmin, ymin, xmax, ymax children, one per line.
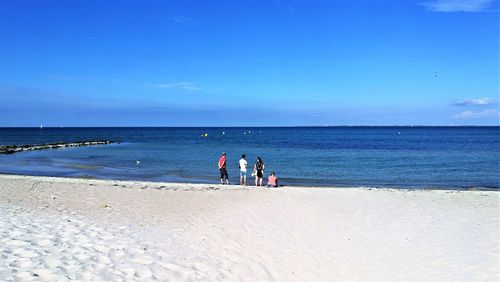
<box><xmin>0</xmin><ymin>127</ymin><xmax>498</xmax><ymax>190</ymax></box>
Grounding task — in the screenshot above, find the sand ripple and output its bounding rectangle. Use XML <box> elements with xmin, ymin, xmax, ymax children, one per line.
<box><xmin>0</xmin><ymin>174</ymin><xmax>498</xmax><ymax>281</ymax></box>
<box><xmin>0</xmin><ymin>206</ymin><xmax>188</xmax><ymax>281</ymax></box>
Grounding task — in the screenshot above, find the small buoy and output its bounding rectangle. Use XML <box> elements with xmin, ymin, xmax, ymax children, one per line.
<box><xmin>249</xmin><ymin>130</ymin><xmax>251</xmax><ymax>133</ymax></box>
<box><xmin>222</xmin><ymin>132</ymin><xmax>225</xmax><ymax>135</ymax></box>
<box><xmin>136</xmin><ymin>160</ymin><xmax>141</xmax><ymax>165</ymax></box>
<box><xmin>243</xmin><ymin>132</ymin><xmax>246</xmax><ymax>135</ymax></box>
<box><xmin>205</xmin><ymin>133</ymin><xmax>208</xmax><ymax>137</ymax></box>
<box><xmin>398</xmin><ymin>132</ymin><xmax>401</xmax><ymax>135</ymax></box>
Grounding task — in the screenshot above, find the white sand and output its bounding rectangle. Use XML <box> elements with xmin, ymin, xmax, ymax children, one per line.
<box><xmin>0</xmin><ymin>174</ymin><xmax>498</xmax><ymax>281</ymax></box>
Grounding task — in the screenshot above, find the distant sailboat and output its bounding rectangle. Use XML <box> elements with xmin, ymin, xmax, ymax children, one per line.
<box><xmin>40</xmin><ymin>124</ymin><xmax>43</xmax><ymax>129</ymax></box>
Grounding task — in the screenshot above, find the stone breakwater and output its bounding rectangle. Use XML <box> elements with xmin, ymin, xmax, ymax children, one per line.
<box><xmin>0</xmin><ymin>140</ymin><xmax>117</xmax><ymax>154</ymax></box>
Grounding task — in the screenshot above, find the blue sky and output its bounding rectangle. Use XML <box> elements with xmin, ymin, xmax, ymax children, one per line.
<box><xmin>0</xmin><ymin>0</ymin><xmax>498</xmax><ymax>126</ymax></box>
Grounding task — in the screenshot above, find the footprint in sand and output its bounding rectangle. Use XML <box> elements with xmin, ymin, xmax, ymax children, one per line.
<box><xmin>36</xmin><ymin>239</ymin><xmax>52</xmax><ymax>247</ymax></box>
<box><xmin>20</xmin><ymin>250</ymin><xmax>39</xmax><ymax>258</ymax></box>
<box><xmin>112</xmin><ymin>250</ymin><xmax>126</xmax><ymax>259</ymax></box>
<box><xmin>15</xmin><ymin>271</ymin><xmax>33</xmax><ymax>281</ymax></box>
<box><xmin>130</xmin><ymin>255</ymin><xmax>154</xmax><ymax>265</ymax></box>
<box><xmin>97</xmin><ymin>254</ymin><xmax>112</xmax><ymax>264</ymax></box>
<box><xmin>74</xmin><ymin>253</ymin><xmax>91</xmax><ymax>261</ymax></box>
<box><xmin>120</xmin><ymin>267</ymin><xmax>136</xmax><ymax>277</ymax></box>
<box><xmin>5</xmin><ymin>240</ymin><xmax>27</xmax><ymax>247</ymax></box>
<box><xmin>193</xmin><ymin>261</ymin><xmax>213</xmax><ymax>273</ymax></box>
<box><xmin>76</xmin><ymin>271</ymin><xmax>94</xmax><ymax>280</ymax></box>
<box><xmin>93</xmin><ymin>244</ymin><xmax>108</xmax><ymax>253</ymax></box>
<box><xmin>136</xmin><ymin>268</ymin><xmax>153</xmax><ymax>279</ymax></box>
<box><xmin>44</xmin><ymin>256</ymin><xmax>62</xmax><ymax>268</ymax></box>
<box><xmin>9</xmin><ymin>230</ymin><xmax>23</xmax><ymax>237</ymax></box>
<box><xmin>32</xmin><ymin>268</ymin><xmax>56</xmax><ymax>281</ymax></box>
<box><xmin>9</xmin><ymin>258</ymin><xmax>33</xmax><ymax>268</ymax></box>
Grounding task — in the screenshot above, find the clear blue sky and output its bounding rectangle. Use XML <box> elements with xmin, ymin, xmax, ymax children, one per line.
<box><xmin>0</xmin><ymin>0</ymin><xmax>498</xmax><ymax>126</ymax></box>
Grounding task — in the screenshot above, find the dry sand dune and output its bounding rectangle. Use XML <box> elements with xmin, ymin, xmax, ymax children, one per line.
<box><xmin>0</xmin><ymin>174</ymin><xmax>498</xmax><ymax>281</ymax></box>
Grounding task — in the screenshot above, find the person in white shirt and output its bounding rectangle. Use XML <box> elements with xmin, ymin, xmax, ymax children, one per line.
<box><xmin>239</xmin><ymin>154</ymin><xmax>248</xmax><ymax>186</ymax></box>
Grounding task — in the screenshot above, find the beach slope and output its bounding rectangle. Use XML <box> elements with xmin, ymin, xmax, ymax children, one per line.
<box><xmin>0</xmin><ymin>174</ymin><xmax>498</xmax><ymax>281</ymax></box>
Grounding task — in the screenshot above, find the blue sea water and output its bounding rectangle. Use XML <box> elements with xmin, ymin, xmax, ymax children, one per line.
<box><xmin>0</xmin><ymin>127</ymin><xmax>498</xmax><ymax>190</ymax></box>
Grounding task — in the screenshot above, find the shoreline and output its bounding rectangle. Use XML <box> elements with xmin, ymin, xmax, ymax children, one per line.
<box><xmin>0</xmin><ymin>172</ymin><xmax>498</xmax><ymax>191</ymax></box>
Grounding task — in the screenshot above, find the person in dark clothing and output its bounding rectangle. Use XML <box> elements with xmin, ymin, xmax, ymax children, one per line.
<box><xmin>253</xmin><ymin>157</ymin><xmax>265</xmax><ymax>186</ymax></box>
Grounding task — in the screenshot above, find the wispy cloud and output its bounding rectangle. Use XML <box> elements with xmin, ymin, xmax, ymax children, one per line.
<box><xmin>453</xmin><ymin>108</ymin><xmax>499</xmax><ymax>119</ymax></box>
<box><xmin>452</xmin><ymin>97</ymin><xmax>498</xmax><ymax>106</ymax></box>
<box><xmin>148</xmin><ymin>82</ymin><xmax>202</xmax><ymax>91</ymax></box>
<box><xmin>45</xmin><ymin>75</ymin><xmax>119</xmax><ymax>85</ymax></box>
<box><xmin>168</xmin><ymin>16</ymin><xmax>193</xmax><ymax>24</ymax></box>
<box><xmin>46</xmin><ymin>74</ymin><xmax>77</xmax><ymax>81</ymax></box>
<box><xmin>420</xmin><ymin>0</ymin><xmax>496</xmax><ymax>12</ymax></box>
<box><xmin>0</xmin><ymin>87</ymin><xmax>14</xmax><ymax>94</ymax></box>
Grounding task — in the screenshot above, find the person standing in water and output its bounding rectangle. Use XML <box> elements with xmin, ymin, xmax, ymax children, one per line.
<box><xmin>218</xmin><ymin>152</ymin><xmax>229</xmax><ymax>184</ymax></box>
<box><xmin>239</xmin><ymin>154</ymin><xmax>248</xmax><ymax>186</ymax></box>
<box><xmin>253</xmin><ymin>157</ymin><xmax>265</xmax><ymax>186</ymax></box>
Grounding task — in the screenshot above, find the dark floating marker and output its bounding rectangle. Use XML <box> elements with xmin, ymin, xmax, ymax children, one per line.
<box><xmin>0</xmin><ymin>140</ymin><xmax>118</xmax><ymax>154</ymax></box>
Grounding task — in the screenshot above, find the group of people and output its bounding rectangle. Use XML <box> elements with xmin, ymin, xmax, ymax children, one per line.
<box><xmin>218</xmin><ymin>152</ymin><xmax>279</xmax><ymax>187</ymax></box>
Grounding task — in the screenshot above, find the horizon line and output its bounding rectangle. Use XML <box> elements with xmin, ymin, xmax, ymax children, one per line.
<box><xmin>1</xmin><ymin>125</ymin><xmax>499</xmax><ymax>128</ymax></box>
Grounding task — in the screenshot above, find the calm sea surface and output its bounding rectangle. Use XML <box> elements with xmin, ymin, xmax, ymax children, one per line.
<box><xmin>0</xmin><ymin>127</ymin><xmax>498</xmax><ymax>189</ymax></box>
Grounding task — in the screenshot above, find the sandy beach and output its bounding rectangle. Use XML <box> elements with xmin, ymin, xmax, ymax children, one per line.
<box><xmin>0</xmin><ymin>174</ymin><xmax>498</xmax><ymax>281</ymax></box>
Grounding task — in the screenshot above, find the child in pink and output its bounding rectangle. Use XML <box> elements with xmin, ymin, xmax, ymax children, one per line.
<box><xmin>267</xmin><ymin>172</ymin><xmax>279</xmax><ymax>187</ymax></box>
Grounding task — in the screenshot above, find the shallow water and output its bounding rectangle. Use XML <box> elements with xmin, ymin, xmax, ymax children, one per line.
<box><xmin>0</xmin><ymin>127</ymin><xmax>499</xmax><ymax>189</ymax></box>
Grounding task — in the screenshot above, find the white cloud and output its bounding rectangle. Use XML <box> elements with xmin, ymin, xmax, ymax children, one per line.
<box><xmin>148</xmin><ymin>82</ymin><xmax>202</xmax><ymax>91</ymax></box>
<box><xmin>452</xmin><ymin>97</ymin><xmax>498</xmax><ymax>106</ymax></box>
<box><xmin>168</xmin><ymin>16</ymin><xmax>193</xmax><ymax>24</ymax></box>
<box><xmin>0</xmin><ymin>87</ymin><xmax>13</xmax><ymax>93</ymax></box>
<box><xmin>453</xmin><ymin>108</ymin><xmax>499</xmax><ymax>119</ymax></box>
<box><xmin>46</xmin><ymin>75</ymin><xmax>77</xmax><ymax>81</ymax></box>
<box><xmin>420</xmin><ymin>0</ymin><xmax>496</xmax><ymax>12</ymax></box>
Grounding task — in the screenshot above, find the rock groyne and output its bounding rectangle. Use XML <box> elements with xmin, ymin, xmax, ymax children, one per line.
<box><xmin>0</xmin><ymin>140</ymin><xmax>118</xmax><ymax>154</ymax></box>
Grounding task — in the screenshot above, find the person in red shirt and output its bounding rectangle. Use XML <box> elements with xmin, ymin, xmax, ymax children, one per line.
<box><xmin>267</xmin><ymin>172</ymin><xmax>279</xmax><ymax>187</ymax></box>
<box><xmin>218</xmin><ymin>152</ymin><xmax>229</xmax><ymax>184</ymax></box>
